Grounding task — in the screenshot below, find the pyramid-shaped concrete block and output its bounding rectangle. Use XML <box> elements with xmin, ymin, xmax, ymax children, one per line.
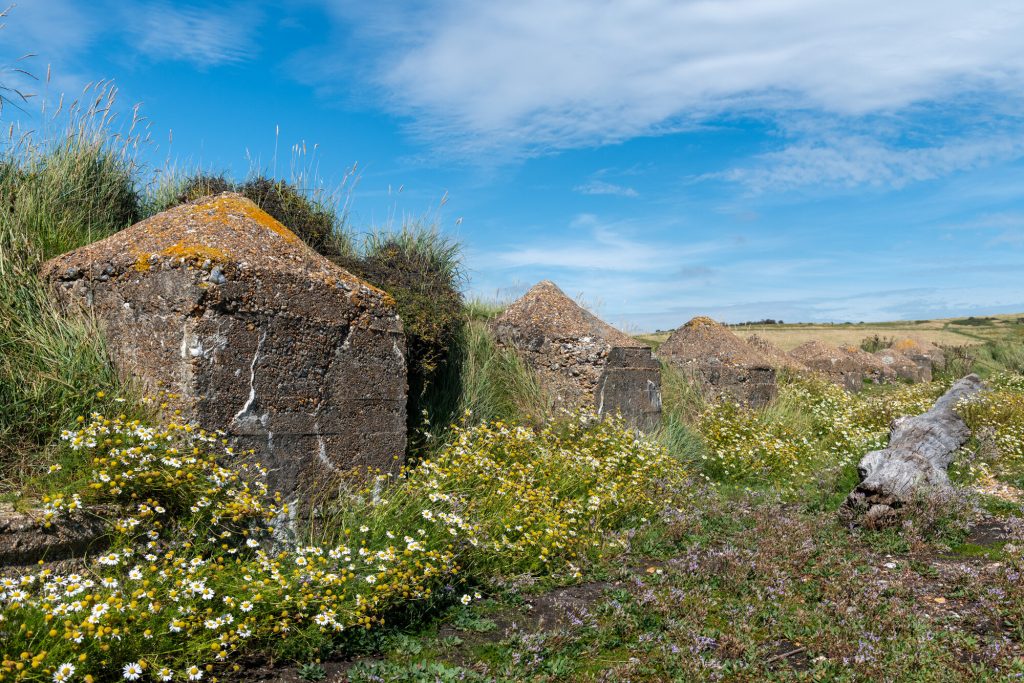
<box><xmin>658</xmin><ymin>316</ymin><xmax>778</xmax><ymax>407</ymax></box>
<box><xmin>492</xmin><ymin>281</ymin><xmax>660</xmax><ymax>428</ymax></box>
<box><xmin>42</xmin><ymin>193</ymin><xmax>407</xmax><ymax>501</ymax></box>
<box><xmin>789</xmin><ymin>340</ymin><xmax>868</xmax><ymax>392</ymax></box>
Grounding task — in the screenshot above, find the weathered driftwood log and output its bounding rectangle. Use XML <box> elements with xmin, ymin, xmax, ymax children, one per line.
<box><xmin>843</xmin><ymin>374</ymin><xmax>985</xmax><ymax>527</ymax></box>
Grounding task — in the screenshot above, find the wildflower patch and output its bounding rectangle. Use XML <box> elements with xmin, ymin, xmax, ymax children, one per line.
<box><xmin>0</xmin><ymin>410</ymin><xmax>686</xmax><ymax>681</ymax></box>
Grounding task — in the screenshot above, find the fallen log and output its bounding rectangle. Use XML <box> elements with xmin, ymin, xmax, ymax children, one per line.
<box><xmin>843</xmin><ymin>374</ymin><xmax>985</xmax><ymax>527</ymax></box>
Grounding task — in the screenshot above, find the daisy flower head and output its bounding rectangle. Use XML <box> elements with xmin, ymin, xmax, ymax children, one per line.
<box><xmin>52</xmin><ymin>663</ymin><xmax>75</xmax><ymax>682</ymax></box>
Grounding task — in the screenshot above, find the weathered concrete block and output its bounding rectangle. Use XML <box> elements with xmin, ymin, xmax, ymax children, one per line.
<box><xmin>492</xmin><ymin>280</ymin><xmax>651</xmax><ymax>413</ymax></box>
<box><xmin>893</xmin><ymin>338</ymin><xmax>946</xmax><ymax>372</ymax></box>
<box><xmin>875</xmin><ymin>348</ymin><xmax>931</xmax><ymax>383</ymax></box>
<box><xmin>41</xmin><ymin>193</ymin><xmax>407</xmax><ymax>502</ymax></box>
<box><xmin>596</xmin><ymin>347</ymin><xmax>663</xmax><ymax>432</ymax></box>
<box><xmin>658</xmin><ymin>317</ymin><xmax>777</xmax><ymax>408</ymax></box>
<box><xmin>0</xmin><ymin>504</ymin><xmax>106</xmax><ymax>567</ymax></box>
<box><xmin>790</xmin><ymin>340</ymin><xmax>869</xmax><ymax>392</ymax></box>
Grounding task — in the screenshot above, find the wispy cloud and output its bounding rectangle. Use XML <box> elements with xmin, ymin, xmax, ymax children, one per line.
<box><xmin>125</xmin><ymin>3</ymin><xmax>262</xmax><ymax>67</ymax></box>
<box><xmin>309</xmin><ymin>0</ymin><xmax>1024</xmax><ymax>154</ymax></box>
<box><xmin>573</xmin><ymin>180</ymin><xmax>638</xmax><ymax>198</ymax></box>
<box><xmin>937</xmin><ymin>211</ymin><xmax>1024</xmax><ymax>246</ymax></box>
<box><xmin>479</xmin><ymin>215</ymin><xmax>730</xmax><ymax>273</ymax></box>
<box><xmin>708</xmin><ymin>130</ymin><xmax>1024</xmax><ymax>193</ymax></box>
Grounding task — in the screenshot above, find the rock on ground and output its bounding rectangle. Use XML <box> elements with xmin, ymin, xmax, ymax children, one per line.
<box><xmin>42</xmin><ymin>193</ymin><xmax>407</xmax><ymax>503</ymax></box>
<box><xmin>839</xmin><ymin>345</ymin><xmax>897</xmax><ymax>384</ymax></box>
<box><xmin>744</xmin><ymin>334</ymin><xmax>810</xmax><ymax>374</ymax></box>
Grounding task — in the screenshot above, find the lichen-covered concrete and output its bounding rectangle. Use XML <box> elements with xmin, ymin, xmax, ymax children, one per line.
<box><xmin>658</xmin><ymin>317</ymin><xmax>778</xmax><ymax>408</ymax></box>
<box><xmin>42</xmin><ymin>193</ymin><xmax>407</xmax><ymax>502</ymax></box>
<box><xmin>492</xmin><ymin>281</ymin><xmax>659</xmax><ymax>428</ymax></box>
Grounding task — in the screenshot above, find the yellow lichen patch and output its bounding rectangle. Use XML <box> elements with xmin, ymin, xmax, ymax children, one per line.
<box><xmin>134</xmin><ymin>254</ymin><xmax>152</xmax><ymax>272</ymax></box>
<box><xmin>685</xmin><ymin>316</ymin><xmax>719</xmax><ymax>328</ymax></box>
<box><xmin>160</xmin><ymin>242</ymin><xmax>229</xmax><ymax>264</ymax></box>
<box><xmin>893</xmin><ymin>338</ymin><xmax>924</xmax><ymax>353</ymax></box>
<box><xmin>189</xmin><ymin>193</ymin><xmax>303</xmax><ymax>245</ymax></box>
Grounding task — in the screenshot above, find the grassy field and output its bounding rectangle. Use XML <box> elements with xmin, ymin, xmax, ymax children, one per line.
<box><xmin>637</xmin><ymin>313</ymin><xmax>1024</xmax><ymax>351</ymax></box>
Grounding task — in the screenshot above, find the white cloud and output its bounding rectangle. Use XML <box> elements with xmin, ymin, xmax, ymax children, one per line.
<box><xmin>316</xmin><ymin>0</ymin><xmax>1024</xmax><ymax>153</ymax></box>
<box><xmin>478</xmin><ymin>216</ymin><xmax>728</xmax><ymax>273</ymax></box>
<box><xmin>934</xmin><ymin>211</ymin><xmax>1024</xmax><ymax>246</ymax></box>
<box><xmin>573</xmin><ymin>180</ymin><xmax>638</xmax><ymax>198</ymax></box>
<box><xmin>125</xmin><ymin>3</ymin><xmax>261</xmax><ymax>67</ymax></box>
<box><xmin>709</xmin><ymin>131</ymin><xmax>1024</xmax><ymax>193</ymax></box>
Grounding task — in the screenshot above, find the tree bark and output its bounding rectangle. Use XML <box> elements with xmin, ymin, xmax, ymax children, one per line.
<box><xmin>843</xmin><ymin>374</ymin><xmax>985</xmax><ymax>527</ymax></box>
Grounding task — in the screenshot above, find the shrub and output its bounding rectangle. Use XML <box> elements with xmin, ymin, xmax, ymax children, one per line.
<box><xmin>321</xmin><ymin>410</ymin><xmax>690</xmax><ymax>578</ymax></box>
<box><xmin>691</xmin><ymin>375</ymin><xmax>946</xmax><ymax>490</ymax></box>
<box><xmin>937</xmin><ymin>344</ymin><xmax>976</xmax><ymax>381</ymax></box>
<box><xmin>697</xmin><ymin>399</ymin><xmax>816</xmax><ymax>485</ymax></box>
<box><xmin>239</xmin><ymin>176</ymin><xmax>351</xmax><ymax>256</ymax></box>
<box><xmin>172</xmin><ymin>172</ymin><xmax>234</xmax><ymax>206</ymax></box>
<box><xmin>971</xmin><ymin>338</ymin><xmax>1024</xmax><ymax>376</ymax></box>
<box><xmin>958</xmin><ymin>375</ymin><xmax>1024</xmax><ymax>485</ymax></box>
<box><xmin>860</xmin><ymin>334</ymin><xmax>894</xmax><ymax>353</ymax></box>
<box><xmin>334</xmin><ymin>224</ymin><xmax>465</xmax><ymax>452</ymax></box>
<box><xmin>936</xmin><ymin>339</ymin><xmax>1024</xmax><ymax>380</ymax></box>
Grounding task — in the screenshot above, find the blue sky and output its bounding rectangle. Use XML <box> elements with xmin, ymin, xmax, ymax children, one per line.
<box><xmin>3</xmin><ymin>0</ymin><xmax>1024</xmax><ymax>332</ymax></box>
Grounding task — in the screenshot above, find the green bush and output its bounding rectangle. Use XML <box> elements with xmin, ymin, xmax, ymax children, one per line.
<box><xmin>173</xmin><ymin>172</ymin><xmax>233</xmax><ymax>206</ymax></box>
<box><xmin>860</xmin><ymin>334</ymin><xmax>894</xmax><ymax>353</ymax></box>
<box><xmin>937</xmin><ymin>338</ymin><xmax>1024</xmax><ymax>380</ymax></box>
<box><xmin>334</xmin><ymin>224</ymin><xmax>465</xmax><ymax>452</ymax></box>
<box><xmin>240</xmin><ymin>175</ymin><xmax>351</xmax><ymax>256</ymax></box>
<box><xmin>972</xmin><ymin>338</ymin><xmax>1024</xmax><ymax>376</ymax></box>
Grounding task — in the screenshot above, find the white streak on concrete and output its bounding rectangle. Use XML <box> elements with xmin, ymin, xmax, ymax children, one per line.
<box><xmin>314</xmin><ymin>420</ymin><xmax>332</xmax><ymax>469</ymax></box>
<box><xmin>180</xmin><ymin>321</ymin><xmax>189</xmax><ymax>360</ymax></box>
<box><xmin>232</xmin><ymin>330</ymin><xmax>266</xmax><ymax>423</ymax></box>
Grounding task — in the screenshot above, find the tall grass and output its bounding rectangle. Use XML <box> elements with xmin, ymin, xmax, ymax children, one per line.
<box><xmin>656</xmin><ymin>362</ymin><xmax>709</xmax><ymax>466</ymax></box>
<box><xmin>464</xmin><ymin>297</ymin><xmax>508</xmax><ymax>321</ymax></box>
<box><xmin>970</xmin><ymin>337</ymin><xmax>1024</xmax><ymax>376</ymax></box>
<box><xmin>937</xmin><ymin>337</ymin><xmax>1024</xmax><ymax>381</ymax></box>
<box><xmin>414</xmin><ymin>319</ymin><xmax>549</xmax><ymax>455</ymax></box>
<box><xmin>0</xmin><ymin>84</ymin><xmax>146</xmax><ymax>489</ymax></box>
